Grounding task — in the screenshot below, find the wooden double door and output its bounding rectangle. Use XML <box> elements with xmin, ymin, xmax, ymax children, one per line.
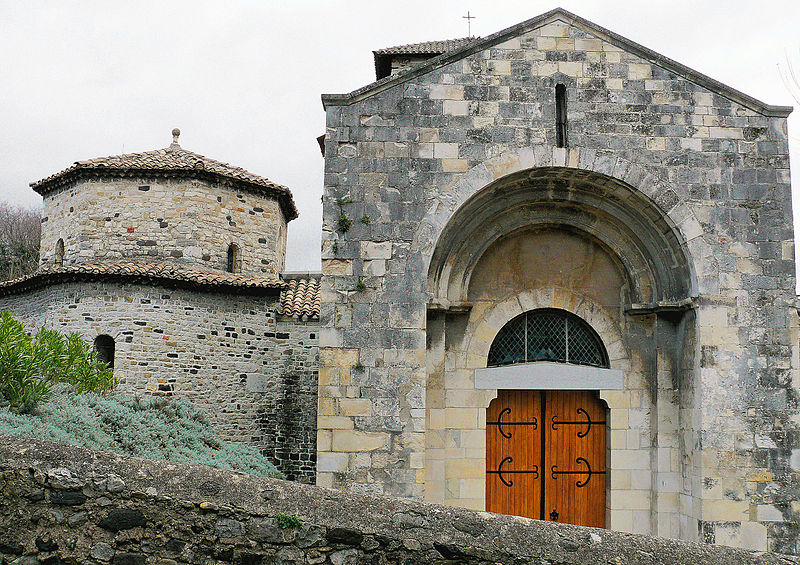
<box><xmin>486</xmin><ymin>390</ymin><xmax>607</xmax><ymax>527</ymax></box>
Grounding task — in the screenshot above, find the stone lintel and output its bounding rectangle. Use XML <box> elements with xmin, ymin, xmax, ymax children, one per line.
<box><xmin>474</xmin><ymin>362</ymin><xmax>624</xmax><ymax>390</ymax></box>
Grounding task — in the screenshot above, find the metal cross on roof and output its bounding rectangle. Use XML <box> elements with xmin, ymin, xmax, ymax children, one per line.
<box><xmin>463</xmin><ymin>11</ymin><xmax>475</xmax><ymax>37</ymax></box>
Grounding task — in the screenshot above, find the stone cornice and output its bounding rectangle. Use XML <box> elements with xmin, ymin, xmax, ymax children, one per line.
<box><xmin>0</xmin><ymin>262</ymin><xmax>286</xmax><ymax>298</ymax></box>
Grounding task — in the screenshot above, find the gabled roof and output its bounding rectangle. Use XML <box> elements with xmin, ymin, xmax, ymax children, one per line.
<box><xmin>0</xmin><ymin>261</ymin><xmax>285</xmax><ymax>298</ymax></box>
<box><xmin>278</xmin><ymin>273</ymin><xmax>321</xmax><ymax>321</ymax></box>
<box><xmin>31</xmin><ymin>130</ymin><xmax>299</xmax><ymax>221</ymax></box>
<box><xmin>374</xmin><ymin>37</ymin><xmax>480</xmax><ymax>80</ymax></box>
<box><xmin>324</xmin><ymin>8</ymin><xmax>792</xmax><ymax>118</ymax></box>
<box><xmin>374</xmin><ymin>37</ymin><xmax>479</xmax><ymax>55</ymax></box>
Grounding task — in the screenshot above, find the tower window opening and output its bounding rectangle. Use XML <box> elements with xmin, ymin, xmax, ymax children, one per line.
<box><xmin>55</xmin><ymin>238</ymin><xmax>65</xmax><ymax>265</ymax></box>
<box><xmin>227</xmin><ymin>243</ymin><xmax>240</xmax><ymax>273</ymax></box>
<box><xmin>556</xmin><ymin>84</ymin><xmax>568</xmax><ymax>148</ymax></box>
<box><xmin>94</xmin><ymin>334</ymin><xmax>115</xmax><ymax>369</ymax></box>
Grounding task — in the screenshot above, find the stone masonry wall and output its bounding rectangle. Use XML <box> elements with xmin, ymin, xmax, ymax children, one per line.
<box><xmin>1</xmin><ymin>434</ymin><xmax>797</xmax><ymax>565</ymax></box>
<box><xmin>39</xmin><ymin>177</ymin><xmax>287</xmax><ymax>275</ymax></box>
<box><xmin>0</xmin><ymin>282</ymin><xmax>317</xmax><ymax>483</ymax></box>
<box><xmin>319</xmin><ymin>13</ymin><xmax>798</xmax><ymax>554</ymax></box>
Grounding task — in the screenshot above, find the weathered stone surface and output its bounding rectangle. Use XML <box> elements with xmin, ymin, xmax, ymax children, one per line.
<box><xmin>67</xmin><ymin>511</ymin><xmax>88</xmax><ymax>526</ymax></box>
<box><xmin>34</xmin><ymin>537</ymin><xmax>57</xmax><ymax>552</ymax></box>
<box><xmin>111</xmin><ymin>553</ymin><xmax>146</xmax><ymax>565</ymax></box>
<box><xmin>215</xmin><ymin>518</ymin><xmax>245</xmax><ymax>538</ymax></box>
<box><xmin>49</xmin><ymin>491</ymin><xmax>86</xmax><ymax>506</ymax></box>
<box><xmin>90</xmin><ymin>542</ymin><xmax>115</xmax><ymax>561</ymax></box>
<box><xmin>326</xmin><ymin>527</ymin><xmax>363</xmax><ymax>546</ymax></box>
<box><xmin>46</xmin><ymin>468</ymin><xmax>86</xmax><ymax>490</ymax></box>
<box><xmin>98</xmin><ymin>508</ymin><xmax>147</xmax><ymax>531</ymax></box>
<box><xmin>247</xmin><ymin>518</ymin><xmax>295</xmax><ymax>544</ymax></box>
<box><xmin>0</xmin><ymin>543</ymin><xmax>24</xmax><ymax>556</ymax></box>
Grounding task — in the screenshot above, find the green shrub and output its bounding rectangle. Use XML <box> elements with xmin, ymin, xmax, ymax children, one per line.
<box><xmin>0</xmin><ymin>311</ymin><xmax>115</xmax><ymax>412</ymax></box>
<box><xmin>274</xmin><ymin>513</ymin><xmax>303</xmax><ymax>529</ymax></box>
<box><xmin>0</xmin><ymin>384</ymin><xmax>281</xmax><ymax>478</ymax></box>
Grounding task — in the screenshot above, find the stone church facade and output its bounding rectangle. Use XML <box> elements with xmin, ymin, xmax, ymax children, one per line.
<box><xmin>318</xmin><ymin>8</ymin><xmax>798</xmax><ymax>554</ymax></box>
<box><xmin>1</xmin><ymin>7</ymin><xmax>798</xmax><ymax>556</ymax></box>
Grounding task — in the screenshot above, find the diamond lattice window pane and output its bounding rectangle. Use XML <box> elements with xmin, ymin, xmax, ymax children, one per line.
<box><xmin>527</xmin><ymin>311</ymin><xmax>566</xmax><ymax>363</ymax></box>
<box><xmin>487</xmin><ymin>315</ymin><xmax>525</xmax><ymax>366</ymax></box>
<box><xmin>567</xmin><ymin>319</ymin><xmax>605</xmax><ymax>366</ymax></box>
<box><xmin>487</xmin><ymin>308</ymin><xmax>607</xmax><ymax>368</ymax></box>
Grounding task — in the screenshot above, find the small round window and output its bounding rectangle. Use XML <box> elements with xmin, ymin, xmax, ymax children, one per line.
<box><xmin>487</xmin><ymin>308</ymin><xmax>608</xmax><ymax>368</ymax></box>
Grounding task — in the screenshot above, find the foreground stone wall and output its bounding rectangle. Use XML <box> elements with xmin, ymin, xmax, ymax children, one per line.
<box><xmin>39</xmin><ymin>177</ymin><xmax>287</xmax><ymax>275</ymax></box>
<box><xmin>0</xmin><ymin>281</ymin><xmax>318</xmax><ymax>482</ymax></box>
<box><xmin>2</xmin><ymin>435</ymin><xmax>797</xmax><ymax>565</ymax></box>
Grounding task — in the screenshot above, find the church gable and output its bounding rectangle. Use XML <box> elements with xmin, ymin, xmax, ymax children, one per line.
<box><xmin>325</xmin><ymin>8</ymin><xmax>790</xmax><ymax>120</ymax></box>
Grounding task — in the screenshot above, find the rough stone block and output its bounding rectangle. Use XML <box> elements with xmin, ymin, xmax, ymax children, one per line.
<box><xmin>331</xmin><ymin>430</ymin><xmax>389</xmax><ymax>452</ymax></box>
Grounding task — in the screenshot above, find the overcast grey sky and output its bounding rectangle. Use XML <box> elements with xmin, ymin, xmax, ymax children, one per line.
<box><xmin>1</xmin><ymin>1</ymin><xmax>798</xmax><ymax>271</ymax></box>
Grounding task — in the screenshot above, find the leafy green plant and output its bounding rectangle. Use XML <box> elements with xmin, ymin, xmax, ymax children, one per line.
<box><xmin>360</xmin><ymin>215</ymin><xmax>371</xmax><ymax>225</ymax></box>
<box><xmin>355</xmin><ymin>278</ymin><xmax>367</xmax><ymax>292</ymax></box>
<box><xmin>274</xmin><ymin>513</ymin><xmax>303</xmax><ymax>529</ymax></box>
<box><xmin>352</xmin><ymin>361</ymin><xmax>365</xmax><ymax>372</ymax></box>
<box><xmin>0</xmin><ymin>311</ymin><xmax>116</xmax><ymax>412</ymax></box>
<box><xmin>337</xmin><ymin>213</ymin><xmax>352</xmax><ymax>234</ymax></box>
<box><xmin>335</xmin><ymin>197</ymin><xmax>353</xmax><ymax>234</ymax></box>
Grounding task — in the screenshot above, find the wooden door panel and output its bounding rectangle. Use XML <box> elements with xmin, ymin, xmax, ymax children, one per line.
<box><xmin>486</xmin><ymin>389</ymin><xmax>606</xmax><ymax>528</ymax></box>
<box><xmin>486</xmin><ymin>390</ymin><xmax>541</xmax><ymax>519</ymax></box>
<box><xmin>544</xmin><ymin>390</ymin><xmax>606</xmax><ymax>528</ymax></box>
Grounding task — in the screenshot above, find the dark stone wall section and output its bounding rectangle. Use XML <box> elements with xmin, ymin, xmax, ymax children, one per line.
<box><xmin>1</xmin><ymin>435</ymin><xmax>797</xmax><ymax>565</ymax></box>
<box><xmin>255</xmin><ymin>319</ymin><xmax>319</xmax><ymax>483</ymax></box>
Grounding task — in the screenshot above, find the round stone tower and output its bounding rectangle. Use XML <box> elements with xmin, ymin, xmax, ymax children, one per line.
<box><xmin>33</xmin><ymin>129</ymin><xmax>297</xmax><ymax>276</ymax></box>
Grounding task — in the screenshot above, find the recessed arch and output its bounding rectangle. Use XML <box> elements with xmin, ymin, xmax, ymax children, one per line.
<box><xmin>426</xmin><ymin>165</ymin><xmax>696</xmax><ymax>308</ymax></box>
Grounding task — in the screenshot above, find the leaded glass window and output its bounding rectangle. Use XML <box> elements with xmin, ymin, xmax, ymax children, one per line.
<box><xmin>487</xmin><ymin>309</ymin><xmax>608</xmax><ymax>368</ymax></box>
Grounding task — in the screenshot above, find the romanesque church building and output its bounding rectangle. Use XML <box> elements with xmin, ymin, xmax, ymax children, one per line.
<box><xmin>2</xmin><ymin>8</ymin><xmax>798</xmax><ymax>556</ymax></box>
<box><xmin>318</xmin><ymin>8</ymin><xmax>797</xmax><ymax>554</ymax></box>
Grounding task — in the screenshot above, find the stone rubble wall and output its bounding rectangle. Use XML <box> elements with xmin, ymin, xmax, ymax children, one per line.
<box><xmin>1</xmin><ymin>435</ymin><xmax>797</xmax><ymax>565</ymax></box>
<box><xmin>39</xmin><ymin>177</ymin><xmax>287</xmax><ymax>275</ymax></box>
<box><xmin>0</xmin><ymin>281</ymin><xmax>318</xmax><ymax>483</ymax></box>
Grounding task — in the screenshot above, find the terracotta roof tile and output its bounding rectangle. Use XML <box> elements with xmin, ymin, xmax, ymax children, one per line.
<box><xmin>373</xmin><ymin>37</ymin><xmax>479</xmax><ymax>55</ymax></box>
<box><xmin>30</xmin><ymin>134</ymin><xmax>298</xmax><ymax>220</ymax></box>
<box><xmin>278</xmin><ymin>275</ymin><xmax>320</xmax><ymax>321</ymax></box>
<box><xmin>0</xmin><ymin>261</ymin><xmax>285</xmax><ymax>297</ymax></box>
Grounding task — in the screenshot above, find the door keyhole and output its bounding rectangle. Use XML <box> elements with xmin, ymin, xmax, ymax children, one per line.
<box><xmin>550</xmin><ymin>509</ymin><xmax>559</xmax><ymax>521</ymax></box>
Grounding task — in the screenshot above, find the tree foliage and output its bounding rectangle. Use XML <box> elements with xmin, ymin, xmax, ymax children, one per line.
<box><xmin>0</xmin><ymin>201</ymin><xmax>41</xmax><ymax>281</ymax></box>
<box><xmin>0</xmin><ymin>311</ymin><xmax>116</xmax><ymax>412</ymax></box>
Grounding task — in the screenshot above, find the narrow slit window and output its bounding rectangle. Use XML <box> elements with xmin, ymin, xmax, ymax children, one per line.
<box><xmin>555</xmin><ymin>84</ymin><xmax>567</xmax><ymax>148</ymax></box>
<box><xmin>227</xmin><ymin>243</ymin><xmax>240</xmax><ymax>273</ymax></box>
<box><xmin>55</xmin><ymin>238</ymin><xmax>65</xmax><ymax>265</ymax></box>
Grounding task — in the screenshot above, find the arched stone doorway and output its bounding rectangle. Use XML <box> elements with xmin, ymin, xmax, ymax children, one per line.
<box><xmin>424</xmin><ymin>165</ymin><xmax>696</xmax><ymax>538</ymax></box>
